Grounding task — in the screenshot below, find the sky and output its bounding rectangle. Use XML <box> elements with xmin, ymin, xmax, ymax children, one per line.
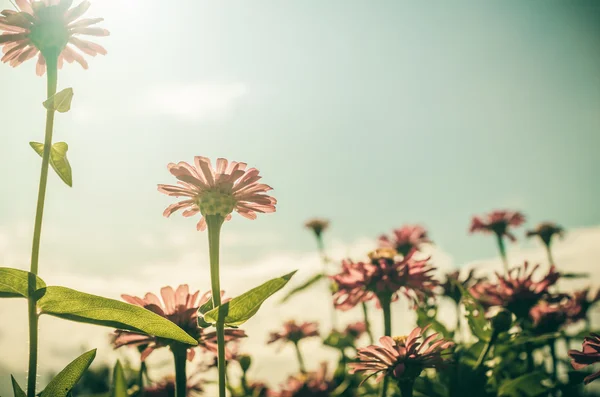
<box><xmin>0</xmin><ymin>0</ymin><xmax>599</xmax><ymax>393</ymax></box>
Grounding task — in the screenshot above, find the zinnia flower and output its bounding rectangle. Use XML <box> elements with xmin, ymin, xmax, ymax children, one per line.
<box><xmin>568</xmin><ymin>288</ymin><xmax>600</xmax><ymax>323</ymax></box>
<box><xmin>349</xmin><ymin>326</ymin><xmax>454</xmax><ymax>383</ymax></box>
<box><xmin>469</xmin><ymin>210</ymin><xmax>525</xmax><ymax>242</ymax></box>
<box><xmin>158</xmin><ymin>157</ymin><xmax>276</xmax><ymax>231</ymax></box>
<box><xmin>529</xmin><ymin>298</ymin><xmax>570</xmax><ymax>334</ymax></box>
<box><xmin>526</xmin><ymin>222</ymin><xmax>564</xmax><ymax>247</ymax></box>
<box><xmin>143</xmin><ymin>375</ymin><xmax>204</xmax><ymax>397</ymax></box>
<box><xmin>268</xmin><ymin>320</ymin><xmax>319</xmax><ymax>347</ymax></box>
<box><xmin>112</xmin><ymin>285</ymin><xmax>246</xmax><ymax>361</ymax></box>
<box><xmin>378</xmin><ymin>225</ymin><xmax>432</xmax><ymax>255</ymax></box>
<box><xmin>331</xmin><ymin>248</ymin><xmax>438</xmax><ymax>311</ymax></box>
<box><xmin>270</xmin><ymin>363</ymin><xmax>333</xmax><ymax>397</ymax></box>
<box><xmin>304</xmin><ymin>218</ymin><xmax>329</xmax><ymax>238</ymax></box>
<box><xmin>0</xmin><ymin>0</ymin><xmax>109</xmax><ymax>75</ymax></box>
<box><xmin>569</xmin><ymin>334</ymin><xmax>600</xmax><ymax>384</ymax></box>
<box><xmin>470</xmin><ymin>261</ymin><xmax>560</xmax><ymax>319</ymax></box>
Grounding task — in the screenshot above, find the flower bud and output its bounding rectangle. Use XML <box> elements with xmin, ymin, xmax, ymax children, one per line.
<box><xmin>239</xmin><ymin>354</ymin><xmax>252</xmax><ymax>372</ymax></box>
<box><xmin>489</xmin><ymin>308</ymin><xmax>512</xmax><ymax>333</ymax></box>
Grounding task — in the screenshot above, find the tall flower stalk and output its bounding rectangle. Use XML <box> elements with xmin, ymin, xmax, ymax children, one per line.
<box><xmin>159</xmin><ymin>157</ymin><xmax>276</xmax><ymax>397</ymax></box>
<box><xmin>526</xmin><ymin>222</ymin><xmax>564</xmax><ymax>268</ymax></box>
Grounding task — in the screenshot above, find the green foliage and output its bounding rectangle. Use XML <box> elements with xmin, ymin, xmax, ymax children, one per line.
<box><xmin>11</xmin><ymin>375</ymin><xmax>26</xmax><ymax>397</ymax></box>
<box><xmin>416</xmin><ymin>304</ymin><xmax>452</xmax><ymax>339</ymax></box>
<box><xmin>30</xmin><ymin>142</ymin><xmax>73</xmax><ymax>187</ymax></box>
<box><xmin>456</xmin><ymin>283</ymin><xmax>492</xmax><ymax>342</ymax></box>
<box><xmin>203</xmin><ymin>271</ymin><xmax>297</xmax><ymax>327</ymax></box>
<box><xmin>110</xmin><ymin>361</ymin><xmax>128</xmax><ymax>397</ymax></box>
<box><xmin>279</xmin><ymin>272</ymin><xmax>324</xmax><ymax>304</ymax></box>
<box><xmin>413</xmin><ymin>376</ymin><xmax>449</xmax><ymax>397</ymax></box>
<box><xmin>497</xmin><ymin>372</ymin><xmax>551</xmax><ymax>397</ymax></box>
<box><xmin>36</xmin><ymin>286</ymin><xmax>198</xmax><ymax>345</ymax></box>
<box><xmin>43</xmin><ymin>87</ymin><xmax>74</xmax><ymax>113</ymax></box>
<box><xmin>41</xmin><ymin>349</ymin><xmax>96</xmax><ymax>397</ymax></box>
<box><xmin>0</xmin><ymin>267</ymin><xmax>46</xmax><ymax>298</ymax></box>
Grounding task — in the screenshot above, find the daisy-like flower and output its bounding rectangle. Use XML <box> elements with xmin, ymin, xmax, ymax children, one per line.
<box><xmin>470</xmin><ymin>262</ymin><xmax>560</xmax><ymax>319</ymax></box>
<box><xmin>529</xmin><ymin>299</ymin><xmax>570</xmax><ymax>334</ymax></box>
<box><xmin>331</xmin><ymin>248</ymin><xmax>438</xmax><ymax>311</ymax></box>
<box><xmin>112</xmin><ymin>285</ymin><xmax>246</xmax><ymax>361</ymax></box>
<box><xmin>569</xmin><ymin>334</ymin><xmax>600</xmax><ymax>385</ymax></box>
<box><xmin>568</xmin><ymin>288</ymin><xmax>600</xmax><ymax>323</ymax></box>
<box><xmin>349</xmin><ymin>326</ymin><xmax>454</xmax><ymax>383</ymax></box>
<box><xmin>143</xmin><ymin>374</ymin><xmax>204</xmax><ymax>397</ymax></box>
<box><xmin>268</xmin><ymin>320</ymin><xmax>320</xmax><ymax>347</ymax></box>
<box><xmin>270</xmin><ymin>363</ymin><xmax>334</xmax><ymax>397</ymax></box>
<box><xmin>526</xmin><ymin>222</ymin><xmax>565</xmax><ymax>247</ymax></box>
<box><xmin>0</xmin><ymin>0</ymin><xmax>109</xmax><ymax>75</ymax></box>
<box><xmin>440</xmin><ymin>269</ymin><xmax>483</xmax><ymax>304</ymax></box>
<box><xmin>469</xmin><ymin>210</ymin><xmax>526</xmax><ymax>242</ymax></box>
<box><xmin>378</xmin><ymin>225</ymin><xmax>432</xmax><ymax>255</ymax></box>
<box><xmin>158</xmin><ymin>157</ymin><xmax>276</xmax><ymax>231</ymax></box>
<box><xmin>304</xmin><ymin>218</ymin><xmax>329</xmax><ymax>238</ymax></box>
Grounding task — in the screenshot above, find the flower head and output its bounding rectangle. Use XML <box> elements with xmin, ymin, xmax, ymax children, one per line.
<box><xmin>526</xmin><ymin>222</ymin><xmax>564</xmax><ymax>247</ymax></box>
<box><xmin>158</xmin><ymin>157</ymin><xmax>276</xmax><ymax>231</ymax></box>
<box><xmin>142</xmin><ymin>375</ymin><xmax>204</xmax><ymax>397</ymax></box>
<box><xmin>349</xmin><ymin>326</ymin><xmax>454</xmax><ymax>383</ymax></box>
<box><xmin>569</xmin><ymin>334</ymin><xmax>600</xmax><ymax>384</ymax></box>
<box><xmin>112</xmin><ymin>285</ymin><xmax>246</xmax><ymax>361</ymax></box>
<box><xmin>268</xmin><ymin>320</ymin><xmax>319</xmax><ymax>347</ymax></box>
<box><xmin>470</xmin><ymin>262</ymin><xmax>560</xmax><ymax>319</ymax></box>
<box><xmin>270</xmin><ymin>363</ymin><xmax>333</xmax><ymax>397</ymax></box>
<box><xmin>378</xmin><ymin>225</ymin><xmax>432</xmax><ymax>255</ymax></box>
<box><xmin>331</xmin><ymin>249</ymin><xmax>438</xmax><ymax>311</ymax></box>
<box><xmin>304</xmin><ymin>218</ymin><xmax>329</xmax><ymax>238</ymax></box>
<box><xmin>0</xmin><ymin>0</ymin><xmax>108</xmax><ymax>75</ymax></box>
<box><xmin>469</xmin><ymin>210</ymin><xmax>526</xmax><ymax>242</ymax></box>
<box><xmin>529</xmin><ymin>298</ymin><xmax>570</xmax><ymax>334</ymax></box>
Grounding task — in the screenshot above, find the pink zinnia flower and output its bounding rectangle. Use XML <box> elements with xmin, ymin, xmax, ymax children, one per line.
<box><xmin>268</xmin><ymin>320</ymin><xmax>320</xmax><ymax>347</ymax></box>
<box><xmin>143</xmin><ymin>374</ymin><xmax>204</xmax><ymax>397</ymax></box>
<box><xmin>470</xmin><ymin>262</ymin><xmax>559</xmax><ymax>319</ymax></box>
<box><xmin>0</xmin><ymin>0</ymin><xmax>109</xmax><ymax>75</ymax></box>
<box><xmin>529</xmin><ymin>299</ymin><xmax>570</xmax><ymax>334</ymax></box>
<box><xmin>304</xmin><ymin>218</ymin><xmax>330</xmax><ymax>238</ymax></box>
<box><xmin>379</xmin><ymin>225</ymin><xmax>432</xmax><ymax>255</ymax></box>
<box><xmin>332</xmin><ymin>248</ymin><xmax>438</xmax><ymax>311</ymax></box>
<box><xmin>112</xmin><ymin>285</ymin><xmax>246</xmax><ymax>361</ymax></box>
<box><xmin>569</xmin><ymin>334</ymin><xmax>600</xmax><ymax>384</ymax></box>
<box><xmin>469</xmin><ymin>210</ymin><xmax>526</xmax><ymax>242</ymax></box>
<box><xmin>567</xmin><ymin>288</ymin><xmax>600</xmax><ymax>323</ymax></box>
<box><xmin>526</xmin><ymin>222</ymin><xmax>565</xmax><ymax>247</ymax></box>
<box><xmin>158</xmin><ymin>157</ymin><xmax>276</xmax><ymax>231</ymax></box>
<box><xmin>270</xmin><ymin>363</ymin><xmax>333</xmax><ymax>397</ymax></box>
<box><xmin>349</xmin><ymin>326</ymin><xmax>454</xmax><ymax>383</ymax></box>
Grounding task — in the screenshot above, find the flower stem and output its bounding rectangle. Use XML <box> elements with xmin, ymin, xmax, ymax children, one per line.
<box><xmin>526</xmin><ymin>342</ymin><xmax>534</xmax><ymax>372</ymax></box>
<box><xmin>474</xmin><ymin>335</ymin><xmax>496</xmax><ymax>371</ymax></box>
<box><xmin>362</xmin><ymin>302</ymin><xmax>374</xmax><ymax>344</ymax></box>
<box><xmin>293</xmin><ymin>341</ymin><xmax>307</xmax><ymax>373</ymax></box>
<box><xmin>172</xmin><ymin>346</ymin><xmax>187</xmax><ymax>397</ymax></box>
<box><xmin>545</xmin><ymin>244</ymin><xmax>555</xmax><ymax>268</ymax></box>
<box><xmin>495</xmin><ymin>232</ymin><xmax>508</xmax><ymax>274</ymax></box>
<box><xmin>379</xmin><ymin>294</ymin><xmax>392</xmax><ymax>397</ymax></box>
<box><xmin>206</xmin><ymin>215</ymin><xmax>226</xmax><ymax>397</ymax></box>
<box><xmin>137</xmin><ymin>361</ymin><xmax>146</xmax><ymax>391</ymax></box>
<box><xmin>316</xmin><ymin>235</ymin><xmax>336</xmax><ymax>329</ymax></box>
<box><xmin>399</xmin><ymin>379</ymin><xmax>414</xmax><ymax>397</ymax></box>
<box><xmin>550</xmin><ymin>338</ymin><xmax>557</xmax><ymax>381</ymax></box>
<box><xmin>27</xmin><ymin>50</ymin><xmax>59</xmax><ymax>397</ymax></box>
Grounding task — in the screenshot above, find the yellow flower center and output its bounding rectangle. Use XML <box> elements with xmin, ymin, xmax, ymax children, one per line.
<box><xmin>368</xmin><ymin>248</ymin><xmax>397</xmax><ymax>261</ymax></box>
<box><xmin>197</xmin><ymin>191</ymin><xmax>236</xmax><ymax>217</ymax></box>
<box><xmin>393</xmin><ymin>335</ymin><xmax>408</xmax><ymax>346</ymax></box>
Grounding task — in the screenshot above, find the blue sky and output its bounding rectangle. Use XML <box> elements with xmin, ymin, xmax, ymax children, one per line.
<box><xmin>0</xmin><ymin>0</ymin><xmax>598</xmax><ymax>277</ymax></box>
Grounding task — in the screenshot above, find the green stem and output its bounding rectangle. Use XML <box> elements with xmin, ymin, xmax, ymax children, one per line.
<box><xmin>137</xmin><ymin>361</ymin><xmax>146</xmax><ymax>391</ymax></box>
<box><xmin>379</xmin><ymin>294</ymin><xmax>392</xmax><ymax>397</ymax></box>
<box><xmin>207</xmin><ymin>215</ymin><xmax>226</xmax><ymax>397</ymax></box>
<box><xmin>27</xmin><ymin>50</ymin><xmax>59</xmax><ymax>397</ymax></box>
<box><xmin>455</xmin><ymin>302</ymin><xmax>461</xmax><ymax>341</ymax></box>
<box><xmin>172</xmin><ymin>346</ymin><xmax>187</xmax><ymax>397</ymax></box>
<box><xmin>362</xmin><ymin>302</ymin><xmax>375</xmax><ymax>344</ymax></box>
<box><xmin>293</xmin><ymin>341</ymin><xmax>307</xmax><ymax>373</ymax></box>
<box><xmin>550</xmin><ymin>339</ymin><xmax>557</xmax><ymax>381</ymax></box>
<box><xmin>316</xmin><ymin>235</ymin><xmax>337</xmax><ymax>328</ymax></box>
<box><xmin>526</xmin><ymin>342</ymin><xmax>534</xmax><ymax>372</ymax></box>
<box><xmin>474</xmin><ymin>335</ymin><xmax>496</xmax><ymax>371</ymax></box>
<box><xmin>399</xmin><ymin>380</ymin><xmax>414</xmax><ymax>397</ymax></box>
<box><xmin>545</xmin><ymin>244</ymin><xmax>555</xmax><ymax>267</ymax></box>
<box><xmin>495</xmin><ymin>233</ymin><xmax>508</xmax><ymax>275</ymax></box>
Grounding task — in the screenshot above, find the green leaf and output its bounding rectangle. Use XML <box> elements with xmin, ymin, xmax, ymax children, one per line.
<box><xmin>11</xmin><ymin>375</ymin><xmax>26</xmax><ymax>397</ymax></box>
<box><xmin>36</xmin><ymin>286</ymin><xmax>198</xmax><ymax>346</ymax></box>
<box><xmin>498</xmin><ymin>372</ymin><xmax>550</xmax><ymax>397</ymax></box>
<box><xmin>0</xmin><ymin>267</ymin><xmax>46</xmax><ymax>298</ymax></box>
<box><xmin>41</xmin><ymin>349</ymin><xmax>96</xmax><ymax>397</ymax></box>
<box><xmin>111</xmin><ymin>361</ymin><xmax>128</xmax><ymax>397</ymax></box>
<box><xmin>505</xmin><ymin>332</ymin><xmax>561</xmax><ymax>347</ymax></box>
<box><xmin>43</xmin><ymin>87</ymin><xmax>74</xmax><ymax>113</ymax></box>
<box><xmin>279</xmin><ymin>273</ymin><xmax>324</xmax><ymax>304</ymax></box>
<box><xmin>204</xmin><ymin>271</ymin><xmax>297</xmax><ymax>327</ymax></box>
<box><xmin>562</xmin><ymin>272</ymin><xmax>589</xmax><ymax>279</ymax></box>
<box><xmin>456</xmin><ymin>282</ymin><xmax>492</xmax><ymax>342</ymax></box>
<box><xmin>30</xmin><ymin>142</ymin><xmax>73</xmax><ymax>187</ymax></box>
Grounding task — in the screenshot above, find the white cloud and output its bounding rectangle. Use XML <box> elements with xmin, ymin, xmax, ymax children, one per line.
<box><xmin>139</xmin><ymin>82</ymin><xmax>247</xmax><ymax>122</ymax></box>
<box><xmin>1</xmin><ymin>227</ymin><xmax>600</xmax><ymax>394</ymax></box>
